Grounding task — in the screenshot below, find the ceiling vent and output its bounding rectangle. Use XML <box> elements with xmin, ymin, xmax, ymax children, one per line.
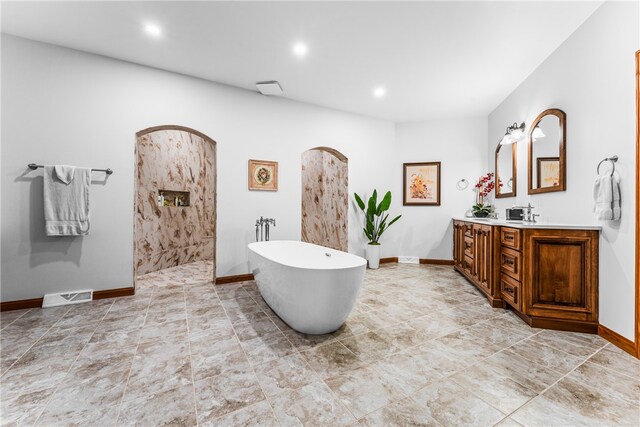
<box><xmin>256</xmin><ymin>81</ymin><xmax>283</xmax><ymax>96</ymax></box>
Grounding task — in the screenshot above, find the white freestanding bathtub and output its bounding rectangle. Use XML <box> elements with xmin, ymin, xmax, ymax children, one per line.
<box><xmin>247</xmin><ymin>240</ymin><xmax>366</xmax><ymax>334</ymax></box>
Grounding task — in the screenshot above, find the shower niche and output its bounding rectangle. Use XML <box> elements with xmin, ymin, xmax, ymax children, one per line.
<box><xmin>158</xmin><ymin>190</ymin><xmax>190</xmax><ymax>207</ymax></box>
<box><xmin>135</xmin><ymin>126</ymin><xmax>216</xmax><ymax>277</ymax></box>
<box><xmin>301</xmin><ymin>146</ymin><xmax>348</xmax><ymax>252</ymax></box>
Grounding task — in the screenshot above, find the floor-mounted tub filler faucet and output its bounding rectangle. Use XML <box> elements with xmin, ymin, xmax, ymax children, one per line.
<box><xmin>255</xmin><ymin>217</ymin><xmax>276</xmax><ymax>241</ymax></box>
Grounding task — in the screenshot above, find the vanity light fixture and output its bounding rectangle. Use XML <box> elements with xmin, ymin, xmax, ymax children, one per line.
<box><xmin>500</xmin><ymin>122</ymin><xmax>525</xmax><ymax>145</ymax></box>
<box><xmin>532</xmin><ymin>125</ymin><xmax>546</xmax><ymax>141</ymax></box>
<box><xmin>500</xmin><ymin>134</ymin><xmax>516</xmax><ymax>145</ymax></box>
<box><xmin>144</xmin><ymin>23</ymin><xmax>162</xmax><ymax>38</ymax></box>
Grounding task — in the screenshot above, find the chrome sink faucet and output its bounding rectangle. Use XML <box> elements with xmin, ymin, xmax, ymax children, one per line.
<box><xmin>255</xmin><ymin>217</ymin><xmax>276</xmax><ymax>241</ymax></box>
<box><xmin>522</xmin><ymin>203</ymin><xmax>539</xmax><ymax>222</ymax></box>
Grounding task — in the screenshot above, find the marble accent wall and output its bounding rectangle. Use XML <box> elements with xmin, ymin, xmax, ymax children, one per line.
<box><xmin>135</xmin><ymin>128</ymin><xmax>216</xmax><ymax>276</ymax></box>
<box><xmin>301</xmin><ymin>147</ymin><xmax>348</xmax><ymax>252</ymax></box>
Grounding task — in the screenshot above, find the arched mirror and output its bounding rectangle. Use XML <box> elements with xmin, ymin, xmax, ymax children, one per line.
<box><xmin>528</xmin><ymin>108</ymin><xmax>566</xmax><ymax>194</ymax></box>
<box><xmin>495</xmin><ymin>140</ymin><xmax>516</xmax><ymax>198</ymax></box>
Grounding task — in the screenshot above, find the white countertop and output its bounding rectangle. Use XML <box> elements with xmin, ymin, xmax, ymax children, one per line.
<box><xmin>452</xmin><ymin>217</ymin><xmax>602</xmax><ymax>231</ymax></box>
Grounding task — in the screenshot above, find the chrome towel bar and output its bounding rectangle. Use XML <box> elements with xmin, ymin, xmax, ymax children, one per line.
<box><xmin>28</xmin><ymin>163</ymin><xmax>113</xmax><ymax>175</ymax></box>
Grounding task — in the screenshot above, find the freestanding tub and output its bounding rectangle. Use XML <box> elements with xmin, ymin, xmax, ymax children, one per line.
<box><xmin>248</xmin><ymin>240</ymin><xmax>366</xmax><ymax>334</ymax></box>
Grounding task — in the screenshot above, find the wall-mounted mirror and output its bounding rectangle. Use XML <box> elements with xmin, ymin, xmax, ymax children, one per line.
<box><xmin>495</xmin><ymin>140</ymin><xmax>516</xmax><ymax>198</ymax></box>
<box><xmin>528</xmin><ymin>108</ymin><xmax>566</xmax><ymax>194</ymax></box>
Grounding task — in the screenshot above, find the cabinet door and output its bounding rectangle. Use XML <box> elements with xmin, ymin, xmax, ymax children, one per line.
<box><xmin>453</xmin><ymin>222</ymin><xmax>462</xmax><ymax>267</ymax></box>
<box><xmin>525</xmin><ymin>229</ymin><xmax>598</xmax><ymax>322</ymax></box>
<box><xmin>456</xmin><ymin>223</ymin><xmax>465</xmax><ymax>268</ymax></box>
<box><xmin>471</xmin><ymin>225</ymin><xmax>481</xmax><ymax>282</ymax></box>
<box><xmin>475</xmin><ymin>225</ymin><xmax>492</xmax><ymax>292</ymax></box>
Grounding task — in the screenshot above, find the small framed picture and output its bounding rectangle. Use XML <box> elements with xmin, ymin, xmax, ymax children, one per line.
<box><xmin>403</xmin><ymin>162</ymin><xmax>441</xmax><ymax>206</ymax></box>
<box><xmin>537</xmin><ymin>157</ymin><xmax>560</xmax><ymax>189</ymax></box>
<box><xmin>248</xmin><ymin>159</ymin><xmax>278</xmax><ymax>191</ymax></box>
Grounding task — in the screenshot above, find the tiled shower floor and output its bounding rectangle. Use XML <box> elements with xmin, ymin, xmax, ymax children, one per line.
<box><xmin>1</xmin><ymin>261</ymin><xmax>639</xmax><ymax>426</ymax></box>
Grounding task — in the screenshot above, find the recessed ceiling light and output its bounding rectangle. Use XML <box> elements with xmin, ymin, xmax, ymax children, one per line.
<box><xmin>144</xmin><ymin>23</ymin><xmax>162</xmax><ymax>38</ymax></box>
<box><xmin>373</xmin><ymin>87</ymin><xmax>386</xmax><ymax>98</ymax></box>
<box><xmin>293</xmin><ymin>42</ymin><xmax>308</xmax><ymax>57</ymax></box>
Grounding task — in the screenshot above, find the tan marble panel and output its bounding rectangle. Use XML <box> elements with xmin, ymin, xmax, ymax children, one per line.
<box><xmin>135</xmin><ymin>128</ymin><xmax>216</xmax><ymax>275</ymax></box>
<box><xmin>301</xmin><ymin>147</ymin><xmax>348</xmax><ymax>251</ymax></box>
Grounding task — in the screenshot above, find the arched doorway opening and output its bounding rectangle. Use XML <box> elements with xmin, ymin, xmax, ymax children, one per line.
<box><xmin>134</xmin><ymin>125</ymin><xmax>216</xmax><ymax>286</ymax></box>
<box><xmin>301</xmin><ymin>146</ymin><xmax>348</xmax><ymax>251</ymax></box>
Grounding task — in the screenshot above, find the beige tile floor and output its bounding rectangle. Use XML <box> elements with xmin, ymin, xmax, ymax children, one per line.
<box><xmin>1</xmin><ymin>261</ymin><xmax>639</xmax><ymax>426</ymax></box>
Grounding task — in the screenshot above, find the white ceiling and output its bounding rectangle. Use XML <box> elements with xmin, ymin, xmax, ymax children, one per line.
<box><xmin>1</xmin><ymin>1</ymin><xmax>603</xmax><ymax>122</ymax></box>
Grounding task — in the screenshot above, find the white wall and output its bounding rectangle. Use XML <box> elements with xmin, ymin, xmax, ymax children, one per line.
<box><xmin>394</xmin><ymin>118</ymin><xmax>488</xmax><ymax>260</ymax></box>
<box><xmin>1</xmin><ymin>35</ymin><xmax>396</xmax><ymax>302</ymax></box>
<box><xmin>488</xmin><ymin>1</ymin><xmax>638</xmax><ymax>340</ymax></box>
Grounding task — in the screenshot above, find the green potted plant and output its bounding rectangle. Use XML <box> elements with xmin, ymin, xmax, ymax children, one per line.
<box><xmin>354</xmin><ymin>190</ymin><xmax>402</xmax><ymax>269</ymax></box>
<box><xmin>471</xmin><ymin>203</ymin><xmax>492</xmax><ymax>218</ymax></box>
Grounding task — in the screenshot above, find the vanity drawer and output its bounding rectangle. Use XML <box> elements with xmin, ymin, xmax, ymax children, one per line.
<box><xmin>464</xmin><ymin>223</ymin><xmax>474</xmax><ymax>238</ymax></box>
<box><xmin>500</xmin><ymin>227</ymin><xmax>522</xmax><ymax>251</ymax></box>
<box><xmin>501</xmin><ymin>273</ymin><xmax>522</xmax><ymax>311</ymax></box>
<box><xmin>500</xmin><ymin>247</ymin><xmax>522</xmax><ymax>282</ymax></box>
<box><xmin>463</xmin><ymin>255</ymin><xmax>474</xmax><ymax>275</ymax></box>
<box><xmin>464</xmin><ymin>236</ymin><xmax>474</xmax><ymax>258</ymax></box>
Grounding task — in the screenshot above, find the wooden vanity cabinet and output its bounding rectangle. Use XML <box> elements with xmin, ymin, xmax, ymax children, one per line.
<box><xmin>452</xmin><ymin>221</ymin><xmax>502</xmax><ymax>307</ymax></box>
<box><xmin>523</xmin><ymin>228</ymin><xmax>599</xmax><ymax>332</ymax></box>
<box><xmin>453</xmin><ymin>219</ymin><xmax>599</xmax><ymax>333</ymax></box>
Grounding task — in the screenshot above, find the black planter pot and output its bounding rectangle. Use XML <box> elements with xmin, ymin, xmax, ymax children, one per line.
<box><xmin>473</xmin><ymin>211</ymin><xmax>490</xmax><ymax>218</ymax></box>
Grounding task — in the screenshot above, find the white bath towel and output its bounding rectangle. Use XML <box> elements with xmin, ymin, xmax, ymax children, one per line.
<box><xmin>593</xmin><ymin>174</ymin><xmax>621</xmax><ymax>221</ymax></box>
<box><xmin>44</xmin><ymin>165</ymin><xmax>91</xmax><ymax>236</ymax></box>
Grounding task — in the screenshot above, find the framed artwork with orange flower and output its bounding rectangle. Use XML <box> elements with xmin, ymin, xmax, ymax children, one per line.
<box><xmin>248</xmin><ymin>159</ymin><xmax>278</xmax><ymax>191</ymax></box>
<box><xmin>403</xmin><ymin>162</ymin><xmax>441</xmax><ymax>206</ymax></box>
